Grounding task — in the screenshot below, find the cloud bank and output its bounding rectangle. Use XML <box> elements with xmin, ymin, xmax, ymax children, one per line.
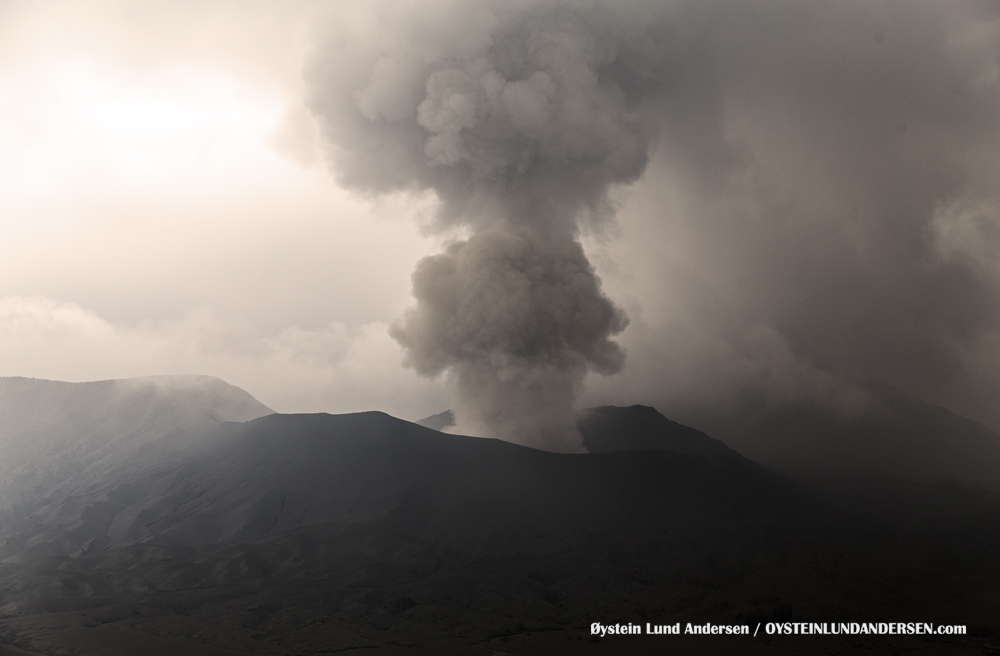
<box><xmin>0</xmin><ymin>295</ymin><xmax>445</xmax><ymax>420</ymax></box>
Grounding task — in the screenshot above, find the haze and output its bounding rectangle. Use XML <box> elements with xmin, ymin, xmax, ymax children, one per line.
<box><xmin>3</xmin><ymin>0</ymin><xmax>1000</xmax><ymax>457</ymax></box>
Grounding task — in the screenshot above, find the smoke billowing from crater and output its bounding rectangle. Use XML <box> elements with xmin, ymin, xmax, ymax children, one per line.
<box><xmin>391</xmin><ymin>223</ymin><xmax>627</xmax><ymax>451</ymax></box>
<box><xmin>305</xmin><ymin>1</ymin><xmax>666</xmax><ymax>450</ymax></box>
<box><xmin>307</xmin><ymin>0</ymin><xmax>1000</xmax><ymax>457</ymax></box>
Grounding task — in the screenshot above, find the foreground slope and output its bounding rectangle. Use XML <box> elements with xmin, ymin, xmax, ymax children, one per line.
<box><xmin>0</xmin><ymin>413</ymin><xmax>811</xmax><ymax>654</ymax></box>
<box><xmin>0</xmin><ymin>412</ymin><xmax>804</xmax><ymax>561</ymax></box>
<box><xmin>0</xmin><ymin>411</ymin><xmax>997</xmax><ymax>655</ymax></box>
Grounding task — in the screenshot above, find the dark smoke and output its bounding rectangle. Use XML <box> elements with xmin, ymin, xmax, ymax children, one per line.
<box><xmin>306</xmin><ymin>0</ymin><xmax>1000</xmax><ymax>460</ymax></box>
<box><xmin>391</xmin><ymin>222</ymin><xmax>627</xmax><ymax>451</ymax></box>
<box><xmin>305</xmin><ymin>0</ymin><xmax>673</xmax><ymax>450</ymax></box>
<box><xmin>577</xmin><ymin>0</ymin><xmax>1000</xmax><ymax>464</ymax></box>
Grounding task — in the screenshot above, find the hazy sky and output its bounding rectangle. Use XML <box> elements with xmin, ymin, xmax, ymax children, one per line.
<box><xmin>3</xmin><ymin>0</ymin><xmax>1000</xmax><ymax>445</ymax></box>
<box><xmin>0</xmin><ymin>1</ymin><xmax>451</xmax><ymax>418</ymax></box>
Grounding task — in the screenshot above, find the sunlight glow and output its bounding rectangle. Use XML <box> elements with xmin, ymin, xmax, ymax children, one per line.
<box><xmin>0</xmin><ymin>59</ymin><xmax>287</xmax><ymax>211</ymax></box>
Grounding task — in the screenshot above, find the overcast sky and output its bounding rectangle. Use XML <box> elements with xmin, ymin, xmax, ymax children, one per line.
<box><xmin>0</xmin><ymin>1</ymin><xmax>450</xmax><ymax>418</ymax></box>
<box><xmin>3</xmin><ymin>0</ymin><xmax>1000</xmax><ymax>442</ymax></box>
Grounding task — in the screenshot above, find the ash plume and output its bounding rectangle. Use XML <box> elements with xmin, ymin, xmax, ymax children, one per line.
<box><xmin>306</xmin><ymin>0</ymin><xmax>1000</xmax><ymax>461</ymax></box>
<box><xmin>572</xmin><ymin>1</ymin><xmax>1000</xmax><ymax>463</ymax></box>
<box><xmin>391</xmin><ymin>222</ymin><xmax>627</xmax><ymax>452</ymax></box>
<box><xmin>305</xmin><ymin>1</ymin><xmax>669</xmax><ymax>450</ymax></box>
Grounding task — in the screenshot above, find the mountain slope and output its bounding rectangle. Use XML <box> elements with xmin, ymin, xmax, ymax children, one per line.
<box><xmin>0</xmin><ymin>376</ymin><xmax>273</xmax><ymax>515</ymax></box>
<box><xmin>727</xmin><ymin>383</ymin><xmax>1000</xmax><ymax>486</ymax></box>
<box><xmin>0</xmin><ymin>385</ymin><xmax>998</xmax><ymax>654</ymax></box>
<box><xmin>577</xmin><ymin>405</ymin><xmax>739</xmax><ymax>457</ymax></box>
<box><xmin>0</xmin><ymin>412</ymin><xmax>804</xmax><ymax>562</ymax></box>
<box><xmin>417</xmin><ymin>405</ymin><xmax>738</xmax><ymax>458</ymax></box>
<box><xmin>0</xmin><ymin>412</ymin><xmax>825</xmax><ymax>654</ymax></box>
<box><xmin>1</xmin><ymin>410</ymin><xmax>996</xmax><ymax>654</ymax></box>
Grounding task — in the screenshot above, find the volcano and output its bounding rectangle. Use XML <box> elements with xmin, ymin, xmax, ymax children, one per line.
<box><xmin>0</xmin><ymin>378</ymin><xmax>997</xmax><ymax>654</ymax></box>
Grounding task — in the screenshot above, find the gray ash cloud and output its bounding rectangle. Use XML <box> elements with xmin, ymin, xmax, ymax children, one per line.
<box><xmin>304</xmin><ymin>1</ymin><xmax>671</xmax><ymax>450</ymax></box>
<box><xmin>391</xmin><ymin>222</ymin><xmax>627</xmax><ymax>451</ymax></box>
<box><xmin>306</xmin><ymin>0</ymin><xmax>1000</xmax><ymax>453</ymax></box>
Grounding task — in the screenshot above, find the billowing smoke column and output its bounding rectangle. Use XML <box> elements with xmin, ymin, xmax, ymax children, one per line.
<box><xmin>305</xmin><ymin>0</ymin><xmax>1000</xmax><ymax>462</ymax></box>
<box><xmin>392</xmin><ymin>224</ymin><xmax>627</xmax><ymax>451</ymax></box>
<box><xmin>306</xmin><ymin>2</ymin><xmax>664</xmax><ymax>451</ymax></box>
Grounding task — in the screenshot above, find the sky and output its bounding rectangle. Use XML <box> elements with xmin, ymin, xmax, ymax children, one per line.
<box><xmin>2</xmin><ymin>0</ymin><xmax>1000</xmax><ymax>453</ymax></box>
<box><xmin>0</xmin><ymin>0</ymin><xmax>451</xmax><ymax>419</ymax></box>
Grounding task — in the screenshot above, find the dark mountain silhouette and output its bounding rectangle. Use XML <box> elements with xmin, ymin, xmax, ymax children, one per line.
<box><xmin>0</xmin><ymin>383</ymin><xmax>998</xmax><ymax>654</ymax></box>
<box><xmin>577</xmin><ymin>405</ymin><xmax>738</xmax><ymax>458</ymax></box>
<box><xmin>0</xmin><ymin>411</ymin><xmax>830</xmax><ymax>654</ymax></box>
<box><xmin>417</xmin><ymin>405</ymin><xmax>738</xmax><ymax>458</ymax></box>
<box><xmin>0</xmin><ymin>412</ymin><xmax>806</xmax><ymax>564</ymax></box>
<box><xmin>724</xmin><ymin>382</ymin><xmax>1000</xmax><ymax>488</ymax></box>
<box><xmin>414</xmin><ymin>409</ymin><xmax>455</xmax><ymax>431</ymax></box>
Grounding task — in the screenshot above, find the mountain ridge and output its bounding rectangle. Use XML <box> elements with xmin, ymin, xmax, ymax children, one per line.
<box><xmin>0</xmin><ymin>375</ymin><xmax>273</xmax><ymax>516</ymax></box>
<box><xmin>416</xmin><ymin>405</ymin><xmax>739</xmax><ymax>458</ymax></box>
<box><xmin>0</xmin><ymin>378</ymin><xmax>998</xmax><ymax>653</ymax></box>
